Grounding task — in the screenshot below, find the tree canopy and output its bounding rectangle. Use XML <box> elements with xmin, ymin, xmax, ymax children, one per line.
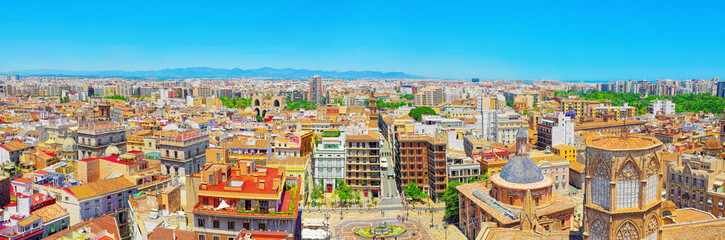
<box><xmin>404</xmin><ymin>180</ymin><xmax>427</xmax><ymax>201</ymax></box>
<box><xmin>557</xmin><ymin>90</ymin><xmax>725</xmax><ymax>116</ymax></box>
<box><xmin>376</xmin><ymin>99</ymin><xmax>407</xmax><ymax>109</ymax></box>
<box><xmin>401</xmin><ymin>94</ymin><xmax>415</xmax><ymax>100</ymax></box>
<box><xmin>105</xmin><ymin>94</ymin><xmax>127</xmax><ymax>102</ymax></box>
<box><xmin>408</xmin><ymin>106</ymin><xmax>436</xmax><ymax>121</ymax></box>
<box><xmin>443</xmin><ymin>180</ymin><xmax>463</xmax><ymax>223</ymax></box>
<box><xmin>219</xmin><ymin>97</ymin><xmax>252</xmax><ymax>109</ymax></box>
<box><xmin>286</xmin><ymin>99</ymin><xmax>318</xmax><ymax>110</ymax></box>
<box><xmin>333</xmin><ymin>179</ymin><xmax>353</xmax><ymax>205</ymax></box>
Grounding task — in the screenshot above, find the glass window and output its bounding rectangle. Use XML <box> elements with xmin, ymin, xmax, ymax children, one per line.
<box><xmin>592</xmin><ymin>162</ymin><xmax>610</xmax><ymax>210</ymax></box>
<box><xmin>646</xmin><ymin>174</ymin><xmax>658</xmax><ymax>204</ymax></box>
<box><xmin>616</xmin><ymin>162</ymin><xmax>640</xmax><ymax>209</ymax></box>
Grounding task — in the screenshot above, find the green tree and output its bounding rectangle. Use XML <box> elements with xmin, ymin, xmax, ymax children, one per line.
<box><xmin>401</xmin><ymin>94</ymin><xmax>415</xmax><ymax>100</ymax></box>
<box><xmin>219</xmin><ymin>97</ymin><xmax>252</xmax><ymax>109</ymax></box>
<box><xmin>321</xmin><ymin>96</ymin><xmax>328</xmax><ymax>105</ymax></box>
<box><xmin>105</xmin><ymin>94</ymin><xmax>128</xmax><ymax>101</ymax></box>
<box><xmin>311</xmin><ymin>184</ymin><xmax>325</xmax><ymax>211</ymax></box>
<box><xmin>404</xmin><ymin>180</ymin><xmax>426</xmax><ymax>201</ymax></box>
<box><xmin>556</xmin><ymin>90</ymin><xmax>725</xmax><ymax>116</ymax></box>
<box><xmin>286</xmin><ymin>99</ymin><xmax>318</xmax><ymax>110</ymax></box>
<box><xmin>256</xmin><ymin>115</ymin><xmax>264</xmax><ymax>122</ymax></box>
<box><xmin>443</xmin><ymin>180</ymin><xmax>463</xmax><ymax>223</ymax></box>
<box><xmin>407</xmin><ymin>106</ymin><xmax>436</xmax><ymax>121</ymax></box>
<box><xmin>333</xmin><ymin>179</ymin><xmax>353</xmax><ymax>206</ymax></box>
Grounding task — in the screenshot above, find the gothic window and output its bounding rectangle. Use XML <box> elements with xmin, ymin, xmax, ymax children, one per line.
<box><xmin>592</xmin><ymin>161</ymin><xmax>610</xmax><ymax>210</ymax></box>
<box><xmin>617</xmin><ymin>162</ymin><xmax>640</xmax><ymax>209</ymax></box>
<box><xmin>616</xmin><ymin>221</ymin><xmax>640</xmax><ymax>240</ymax></box>
<box><xmin>646</xmin><ymin>216</ymin><xmax>658</xmax><ymax>240</ymax></box>
<box><xmin>590</xmin><ymin>219</ymin><xmax>607</xmax><ymax>240</ymax></box>
<box><xmin>646</xmin><ymin>159</ymin><xmax>658</xmax><ymax>204</ymax></box>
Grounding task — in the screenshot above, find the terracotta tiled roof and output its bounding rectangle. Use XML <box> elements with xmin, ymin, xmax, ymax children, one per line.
<box><xmin>32</xmin><ymin>203</ymin><xmax>69</xmax><ymax>223</ymax></box>
<box><xmin>43</xmin><ymin>214</ymin><xmax>120</xmax><ymax>240</ymax></box>
<box><xmin>0</xmin><ymin>140</ymin><xmax>30</xmax><ymax>151</ymax></box>
<box><xmin>346</xmin><ymin>132</ymin><xmax>380</xmax><ymax>141</ymax></box>
<box><xmin>148</xmin><ymin>227</ymin><xmax>196</xmax><ymax>240</ymax></box>
<box><xmin>569</xmin><ymin>161</ymin><xmax>585</xmax><ymax>173</ymax></box>
<box><xmin>66</xmin><ymin>177</ymin><xmax>135</xmax><ymax>200</ymax></box>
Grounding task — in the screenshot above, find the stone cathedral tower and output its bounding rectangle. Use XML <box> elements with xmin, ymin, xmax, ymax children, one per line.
<box><xmin>583</xmin><ymin>134</ymin><xmax>664</xmax><ymax>240</ymax></box>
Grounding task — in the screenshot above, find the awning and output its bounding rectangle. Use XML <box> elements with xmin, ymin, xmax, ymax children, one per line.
<box><xmin>214</xmin><ymin>200</ymin><xmax>230</xmax><ymax>210</ymax></box>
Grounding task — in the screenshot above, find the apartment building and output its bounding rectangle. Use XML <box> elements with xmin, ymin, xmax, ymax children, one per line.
<box><xmin>413</xmin><ymin>87</ymin><xmax>443</xmax><ymax>107</ymax></box>
<box><xmin>77</xmin><ymin>122</ymin><xmax>127</xmax><ymax>159</ymax></box>
<box><xmin>559</xmin><ymin>97</ymin><xmax>600</xmax><ymax>118</ymax></box>
<box><xmin>535</xmin><ymin>112</ymin><xmax>575</xmax><ymax>150</ymax></box>
<box><xmin>157</xmin><ymin>130</ymin><xmax>210</xmax><ymax>179</ymax></box>
<box><xmin>445</xmin><ymin>150</ymin><xmax>480</xmax><ymax>184</ymax></box>
<box><xmin>667</xmin><ymin>153</ymin><xmax>725</xmax><ymax>210</ymax></box>
<box><xmin>427</xmin><ymin>136</ymin><xmax>447</xmax><ymax>200</ymax></box>
<box><xmin>189</xmin><ymin>163</ymin><xmax>299</xmax><ymax>240</ymax></box>
<box><xmin>395</xmin><ymin>135</ymin><xmax>430</xmax><ymax>193</ymax></box>
<box><xmin>591</xmin><ymin>103</ymin><xmax>637</xmax><ymax>120</ymax></box>
<box><xmin>59</xmin><ymin>177</ymin><xmax>137</xmax><ymax>240</ymax></box>
<box><xmin>345</xmin><ymin>132</ymin><xmax>381</xmax><ymax>197</ymax></box>
<box><xmin>492</xmin><ymin>112</ymin><xmax>528</xmax><ymax>145</ymax></box>
<box><xmin>649</xmin><ymin>99</ymin><xmax>676</xmax><ymax>115</ymax></box>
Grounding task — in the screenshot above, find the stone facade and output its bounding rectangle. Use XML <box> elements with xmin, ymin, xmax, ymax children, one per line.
<box><xmin>157</xmin><ymin>131</ymin><xmax>209</xmax><ymax>180</ymax></box>
<box><xmin>583</xmin><ymin>135</ymin><xmax>664</xmax><ymax>240</ymax></box>
<box><xmin>77</xmin><ymin>122</ymin><xmax>126</xmax><ymax>159</ymax></box>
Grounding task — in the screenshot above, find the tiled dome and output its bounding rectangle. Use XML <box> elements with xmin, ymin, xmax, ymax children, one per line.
<box><xmin>565</xmin><ymin>110</ymin><xmax>576</xmax><ymax>119</ymax></box>
<box><xmin>499</xmin><ymin>155</ymin><xmax>544</xmax><ymax>184</ymax></box>
<box><xmin>705</xmin><ymin>136</ymin><xmax>722</xmax><ymax>150</ymax></box>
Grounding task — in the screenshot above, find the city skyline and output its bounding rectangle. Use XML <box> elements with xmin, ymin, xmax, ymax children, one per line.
<box><xmin>2</xmin><ymin>1</ymin><xmax>725</xmax><ymax>80</ymax></box>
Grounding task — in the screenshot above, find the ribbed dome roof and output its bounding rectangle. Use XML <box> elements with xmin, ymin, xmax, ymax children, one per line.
<box><xmin>61</xmin><ymin>137</ymin><xmax>77</xmax><ymax>152</ymax></box>
<box><xmin>499</xmin><ymin>155</ymin><xmax>544</xmax><ymax>184</ymax></box>
<box><xmin>565</xmin><ymin>110</ymin><xmax>576</xmax><ymax>119</ymax></box>
<box><xmin>705</xmin><ymin>136</ymin><xmax>722</xmax><ymax>150</ymax></box>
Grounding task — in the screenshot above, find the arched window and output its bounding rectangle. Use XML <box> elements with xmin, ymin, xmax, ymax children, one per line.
<box><xmin>646</xmin><ymin>159</ymin><xmax>658</xmax><ymax>204</ymax></box>
<box><xmin>592</xmin><ymin>161</ymin><xmax>610</xmax><ymax>210</ymax></box>
<box><xmin>617</xmin><ymin>161</ymin><xmax>640</xmax><ymax>209</ymax></box>
<box><xmin>590</xmin><ymin>219</ymin><xmax>607</xmax><ymax>240</ymax></box>
<box><xmin>646</xmin><ymin>215</ymin><xmax>658</xmax><ymax>240</ymax></box>
<box><xmin>616</xmin><ymin>221</ymin><xmax>639</xmax><ymax>240</ymax></box>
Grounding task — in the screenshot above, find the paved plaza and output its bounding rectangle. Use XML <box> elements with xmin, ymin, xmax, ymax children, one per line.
<box><xmin>303</xmin><ymin>203</ymin><xmax>466</xmax><ymax>239</ymax></box>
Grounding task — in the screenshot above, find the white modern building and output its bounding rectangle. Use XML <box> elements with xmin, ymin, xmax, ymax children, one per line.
<box><xmin>648</xmin><ymin>99</ymin><xmax>676</xmax><ymax>115</ymax></box>
<box><xmin>313</xmin><ymin>136</ymin><xmax>346</xmax><ymax>193</ymax></box>
<box><xmin>536</xmin><ymin>112</ymin><xmax>575</xmax><ymax>150</ymax></box>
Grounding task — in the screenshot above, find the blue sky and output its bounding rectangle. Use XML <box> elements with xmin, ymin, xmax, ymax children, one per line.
<box><xmin>1</xmin><ymin>1</ymin><xmax>723</xmax><ymax>80</ymax></box>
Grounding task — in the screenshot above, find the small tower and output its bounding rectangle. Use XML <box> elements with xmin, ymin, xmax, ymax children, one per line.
<box><xmin>515</xmin><ymin>128</ymin><xmax>528</xmax><ymax>156</ymax></box>
<box><xmin>97</xmin><ymin>101</ymin><xmax>111</xmax><ymax>120</ymax></box>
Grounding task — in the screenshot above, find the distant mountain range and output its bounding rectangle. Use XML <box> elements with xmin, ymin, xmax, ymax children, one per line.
<box><xmin>7</xmin><ymin>67</ymin><xmax>426</xmax><ymax>79</ymax></box>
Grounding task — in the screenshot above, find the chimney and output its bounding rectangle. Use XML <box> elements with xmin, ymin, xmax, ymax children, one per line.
<box><xmin>259</xmin><ymin>180</ymin><xmax>266</xmax><ymax>190</ymax></box>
